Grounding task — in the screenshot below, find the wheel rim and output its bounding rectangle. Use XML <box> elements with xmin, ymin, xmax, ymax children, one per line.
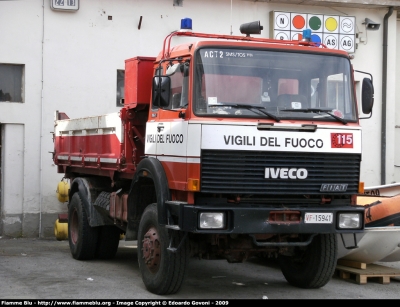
<box><xmin>142</xmin><ymin>227</ymin><xmax>161</xmax><ymax>273</ymax></box>
<box><xmin>70</xmin><ymin>208</ymin><xmax>79</xmax><ymax>245</ymax></box>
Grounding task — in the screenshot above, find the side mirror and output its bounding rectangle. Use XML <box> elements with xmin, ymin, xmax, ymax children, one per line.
<box><xmin>361</xmin><ymin>77</ymin><xmax>374</xmax><ymax>114</ymax></box>
<box><xmin>152</xmin><ymin>76</ymin><xmax>171</xmax><ymax>107</ymax></box>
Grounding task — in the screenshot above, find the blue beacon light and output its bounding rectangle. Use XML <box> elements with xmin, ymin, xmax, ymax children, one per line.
<box><xmin>302</xmin><ymin>29</ymin><xmax>312</xmax><ymax>42</ymax></box>
<box><xmin>180</xmin><ymin>18</ymin><xmax>192</xmax><ymax>31</ymax></box>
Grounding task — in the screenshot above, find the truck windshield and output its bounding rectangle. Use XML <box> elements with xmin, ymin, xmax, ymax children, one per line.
<box><xmin>194</xmin><ymin>48</ymin><xmax>357</xmax><ymax>122</ymax></box>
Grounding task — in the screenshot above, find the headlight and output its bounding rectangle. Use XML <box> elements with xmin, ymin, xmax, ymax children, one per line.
<box><xmin>338</xmin><ymin>213</ymin><xmax>362</xmax><ymax>229</ymax></box>
<box><xmin>199</xmin><ymin>212</ymin><xmax>225</xmax><ymax>229</ymax></box>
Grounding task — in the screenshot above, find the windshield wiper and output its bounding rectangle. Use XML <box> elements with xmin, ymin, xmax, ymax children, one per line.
<box><xmin>280</xmin><ymin>108</ymin><xmax>347</xmax><ymax>125</ymax></box>
<box><xmin>209</xmin><ymin>104</ymin><xmax>280</xmax><ymax>122</ymax></box>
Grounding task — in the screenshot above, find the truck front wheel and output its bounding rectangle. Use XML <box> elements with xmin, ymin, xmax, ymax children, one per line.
<box><xmin>68</xmin><ymin>193</ymin><xmax>98</xmax><ymax>260</ymax></box>
<box><xmin>138</xmin><ymin>203</ymin><xmax>189</xmax><ymax>295</ymax></box>
<box><xmin>278</xmin><ymin>234</ymin><xmax>337</xmax><ymax>288</ymax></box>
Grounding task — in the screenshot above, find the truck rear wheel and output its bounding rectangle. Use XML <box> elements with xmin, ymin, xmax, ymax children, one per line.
<box><xmin>68</xmin><ymin>193</ymin><xmax>98</xmax><ymax>260</ymax></box>
<box><xmin>95</xmin><ymin>225</ymin><xmax>121</xmax><ymax>260</ymax></box>
<box><xmin>278</xmin><ymin>234</ymin><xmax>337</xmax><ymax>288</ymax></box>
<box><xmin>138</xmin><ymin>203</ymin><xmax>189</xmax><ymax>295</ymax></box>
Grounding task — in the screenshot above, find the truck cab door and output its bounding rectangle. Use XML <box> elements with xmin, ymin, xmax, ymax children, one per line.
<box><xmin>145</xmin><ymin>63</ymin><xmax>189</xmax><ymax>189</ymax></box>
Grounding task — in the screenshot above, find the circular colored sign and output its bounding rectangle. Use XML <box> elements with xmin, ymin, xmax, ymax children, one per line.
<box><xmin>275</xmin><ymin>32</ymin><xmax>289</xmax><ymax>40</ymax></box>
<box><xmin>292</xmin><ymin>15</ymin><xmax>305</xmax><ymax>29</ymax></box>
<box><xmin>324</xmin><ymin>35</ymin><xmax>337</xmax><ymax>49</ymax></box>
<box><xmin>325</xmin><ymin>17</ymin><xmax>338</xmax><ymax>32</ymax></box>
<box><xmin>311</xmin><ymin>34</ymin><xmax>321</xmax><ymax>45</ymax></box>
<box><xmin>341</xmin><ymin>18</ymin><xmax>354</xmax><ymax>33</ymax></box>
<box><xmin>309</xmin><ymin>16</ymin><xmax>322</xmax><ymax>31</ymax></box>
<box><xmin>340</xmin><ymin>36</ymin><xmax>353</xmax><ymax>51</ymax></box>
<box><xmin>292</xmin><ymin>33</ymin><xmax>303</xmax><ymax>40</ymax></box>
<box><xmin>276</xmin><ymin>14</ymin><xmax>289</xmax><ymax>28</ymax></box>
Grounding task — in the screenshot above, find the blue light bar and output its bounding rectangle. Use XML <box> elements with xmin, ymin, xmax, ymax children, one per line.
<box><xmin>302</xmin><ymin>29</ymin><xmax>312</xmax><ymax>41</ymax></box>
<box><xmin>181</xmin><ymin>18</ymin><xmax>192</xmax><ymax>30</ymax></box>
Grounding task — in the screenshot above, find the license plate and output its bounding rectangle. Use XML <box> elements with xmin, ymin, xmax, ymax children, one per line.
<box><xmin>304</xmin><ymin>213</ymin><xmax>333</xmax><ymax>224</ymax></box>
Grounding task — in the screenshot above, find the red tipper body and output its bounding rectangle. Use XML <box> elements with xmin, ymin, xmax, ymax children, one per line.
<box><xmin>54</xmin><ymin>57</ymin><xmax>155</xmax><ymax>178</ymax></box>
<box><xmin>124</xmin><ymin>57</ymin><xmax>155</xmax><ymax>109</ymax></box>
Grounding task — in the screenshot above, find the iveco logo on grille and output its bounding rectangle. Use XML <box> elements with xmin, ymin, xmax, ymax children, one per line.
<box><xmin>264</xmin><ymin>168</ymin><xmax>308</xmax><ymax>179</ymax></box>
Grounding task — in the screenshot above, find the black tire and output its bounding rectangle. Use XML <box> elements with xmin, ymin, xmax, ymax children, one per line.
<box><xmin>68</xmin><ymin>193</ymin><xmax>99</xmax><ymax>260</ymax></box>
<box><xmin>137</xmin><ymin>203</ymin><xmax>189</xmax><ymax>295</ymax></box>
<box><xmin>95</xmin><ymin>225</ymin><xmax>121</xmax><ymax>260</ymax></box>
<box><xmin>278</xmin><ymin>234</ymin><xmax>337</xmax><ymax>289</ymax></box>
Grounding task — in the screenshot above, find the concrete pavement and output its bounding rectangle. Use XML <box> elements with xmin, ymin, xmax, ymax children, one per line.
<box><xmin>0</xmin><ymin>237</ymin><xmax>399</xmax><ymax>300</ymax></box>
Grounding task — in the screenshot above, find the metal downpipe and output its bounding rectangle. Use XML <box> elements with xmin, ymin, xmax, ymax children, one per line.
<box><xmin>381</xmin><ymin>6</ymin><xmax>394</xmax><ymax>185</ymax></box>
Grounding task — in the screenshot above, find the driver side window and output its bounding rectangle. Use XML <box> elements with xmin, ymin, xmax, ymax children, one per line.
<box><xmin>168</xmin><ymin>63</ymin><xmax>189</xmax><ymax>110</ymax></box>
<box><xmin>170</xmin><ymin>69</ymin><xmax>184</xmax><ymax>109</ymax></box>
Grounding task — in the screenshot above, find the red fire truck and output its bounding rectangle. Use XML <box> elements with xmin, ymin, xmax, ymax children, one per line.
<box><xmin>53</xmin><ymin>20</ymin><xmax>374</xmax><ymax>294</ymax></box>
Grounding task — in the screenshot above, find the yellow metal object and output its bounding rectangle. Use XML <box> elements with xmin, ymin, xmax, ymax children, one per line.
<box><xmin>358</xmin><ymin>181</ymin><xmax>365</xmax><ymax>194</ymax></box>
<box><xmin>56</xmin><ymin>179</ymin><xmax>70</xmax><ymax>203</ymax></box>
<box><xmin>54</xmin><ymin>219</ymin><xmax>68</xmax><ymax>241</ymax></box>
<box><xmin>187</xmin><ymin>178</ymin><xmax>200</xmax><ymax>191</ymax></box>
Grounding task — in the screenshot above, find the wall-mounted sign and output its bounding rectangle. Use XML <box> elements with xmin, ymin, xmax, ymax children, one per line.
<box><xmin>51</xmin><ymin>0</ymin><xmax>79</xmax><ymax>12</ymax></box>
<box><xmin>270</xmin><ymin>11</ymin><xmax>355</xmax><ymax>53</ymax></box>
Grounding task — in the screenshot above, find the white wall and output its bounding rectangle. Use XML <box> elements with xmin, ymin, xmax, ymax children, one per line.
<box><xmin>0</xmin><ymin>0</ymin><xmax>43</xmax><ymax>236</ymax></box>
<box><xmin>351</xmin><ymin>10</ymin><xmax>396</xmax><ymax>186</ymax></box>
<box><xmin>0</xmin><ymin>0</ymin><xmax>398</xmax><ymax>236</ymax></box>
<box><xmin>381</xmin><ymin>13</ymin><xmax>397</xmax><ymax>185</ymax></box>
<box><xmin>1</xmin><ymin>125</ymin><xmax>24</xmax><ymax>235</ymax></box>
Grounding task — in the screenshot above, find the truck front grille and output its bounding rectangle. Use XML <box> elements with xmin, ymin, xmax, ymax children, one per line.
<box><xmin>200</xmin><ymin>150</ymin><xmax>361</xmax><ymax>195</ymax></box>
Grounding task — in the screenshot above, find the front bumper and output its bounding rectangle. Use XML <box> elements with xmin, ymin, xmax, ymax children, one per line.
<box><xmin>166</xmin><ymin>201</ymin><xmax>365</xmax><ymax>234</ymax></box>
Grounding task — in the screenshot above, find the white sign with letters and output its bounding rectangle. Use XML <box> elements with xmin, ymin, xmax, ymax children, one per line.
<box><xmin>201</xmin><ymin>124</ymin><xmax>362</xmax><ymax>153</ymax></box>
<box><xmin>51</xmin><ymin>0</ymin><xmax>79</xmax><ymax>11</ymax></box>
